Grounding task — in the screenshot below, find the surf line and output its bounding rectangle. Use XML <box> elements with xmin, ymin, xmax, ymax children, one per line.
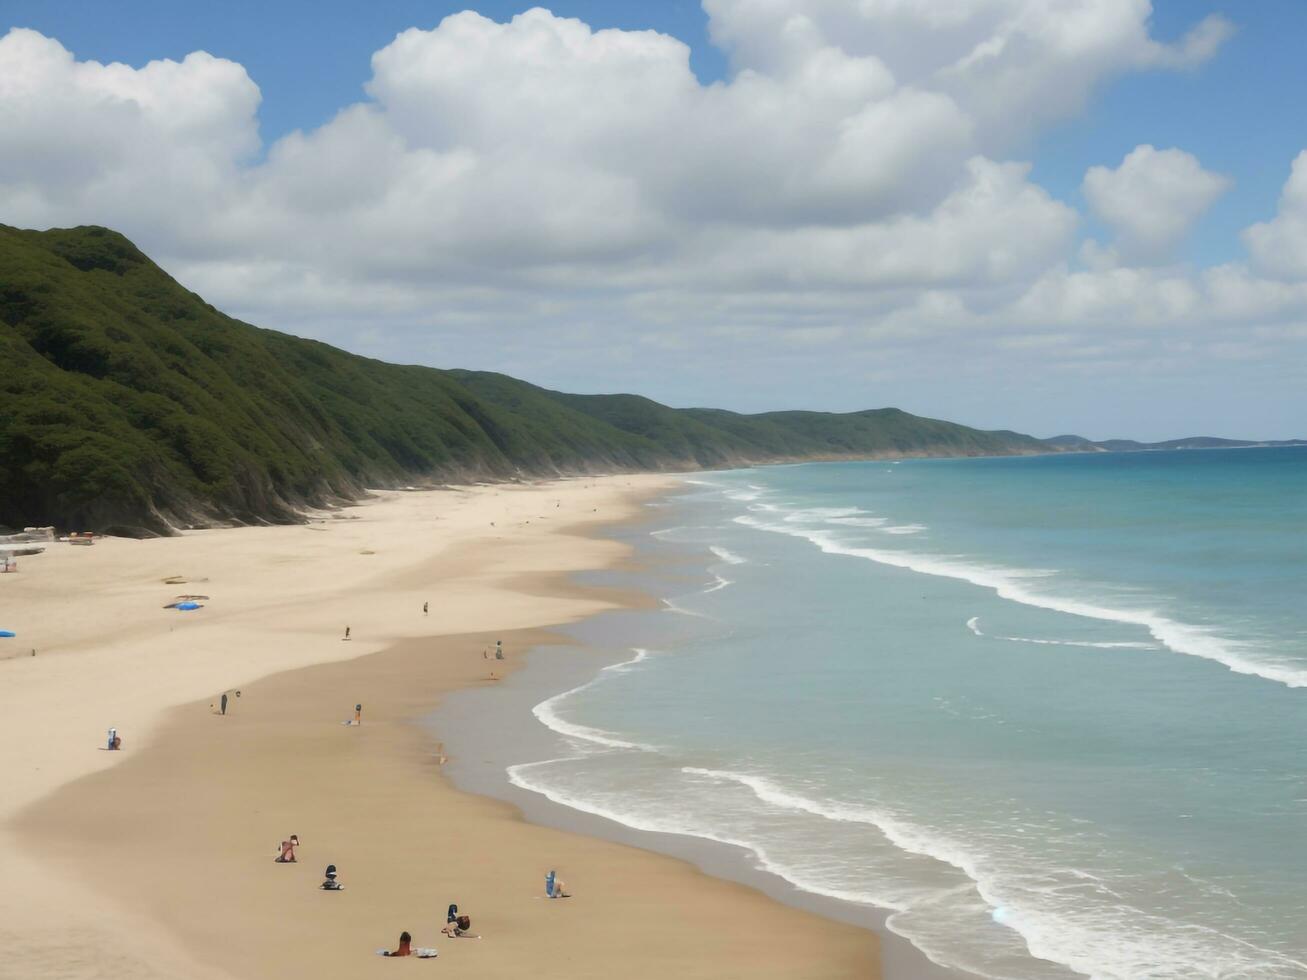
<box><xmin>966</xmin><ymin>617</ymin><xmax>1156</xmax><ymax>650</ymax></box>
<box><xmin>531</xmin><ymin>647</ymin><xmax>659</xmax><ymax>752</ymax></box>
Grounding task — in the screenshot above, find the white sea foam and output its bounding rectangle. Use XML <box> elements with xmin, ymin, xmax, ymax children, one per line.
<box><xmin>506</xmin><ymin>761</ymin><xmax>930</xmax><ymax>914</ymax></box>
<box><xmin>601</xmin><ymin>647</ymin><xmax>652</xmax><ymax>674</ymax></box>
<box><xmin>662</xmin><ymin>597</ymin><xmax>711</xmax><ymax>618</ymax></box>
<box><xmin>734</xmin><ymin>514</ymin><xmax>1307</xmax><ymax>689</ymax></box>
<box><xmin>703</xmin><ymin>572</ymin><xmax>733</xmax><ymax>594</ymax></box>
<box><xmin>651</xmin><ymin>524</ymin><xmax>721</xmax><ymax>539</ymax></box>
<box><xmin>678</xmin><ymin>767</ymin><xmax>1307</xmax><ymax>980</ymax></box>
<box><xmin>649</xmin><ymin>526</ymin><xmax>686</xmax><ymax>538</ymax></box>
<box><xmin>530</xmin><ymin>649</ymin><xmax>657</xmax><ymax>752</ymax></box>
<box><xmin>782</xmin><ymin>506</ymin><xmax>867</xmax><ymax>522</ymax></box>
<box><xmin>517</xmin><ymin>692</ymin><xmax>1307</xmax><ymax>979</ymax></box>
<box><xmin>709</xmin><ymin>545</ymin><xmax>747</xmax><ymax>565</ymax></box>
<box><xmin>882</xmin><ymin>523</ymin><xmax>928</xmax><ymax>535</ymax></box>
<box><xmin>828</xmin><ymin>515</ymin><xmax>890</xmax><ymax>528</ymax></box>
<box><xmin>966</xmin><ymin>616</ymin><xmax>1157</xmax><ymax>650</ymax></box>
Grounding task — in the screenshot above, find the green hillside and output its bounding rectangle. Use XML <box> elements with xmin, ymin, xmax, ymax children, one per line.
<box><xmin>1</xmin><ymin>224</ymin><xmax>1053</xmax><ymax>535</ymax></box>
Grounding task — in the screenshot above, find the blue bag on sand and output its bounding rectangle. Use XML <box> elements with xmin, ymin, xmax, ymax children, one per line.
<box><xmin>545</xmin><ymin>870</ymin><xmax>555</xmax><ymax>897</ymax></box>
<box><xmin>447</xmin><ymin>904</ymin><xmax>458</xmax><ymax>923</ymax></box>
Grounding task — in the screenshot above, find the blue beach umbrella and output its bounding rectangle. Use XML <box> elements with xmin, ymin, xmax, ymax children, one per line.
<box><xmin>176</xmin><ymin>602</ymin><xmax>201</xmax><ymax>611</ymax></box>
<box><xmin>0</xmin><ymin>629</ymin><xmax>15</xmax><ymax>637</ymax></box>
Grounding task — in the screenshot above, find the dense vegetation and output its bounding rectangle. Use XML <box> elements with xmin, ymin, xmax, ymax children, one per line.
<box><xmin>2</xmin><ymin>224</ymin><xmax>1054</xmax><ymax>535</ymax></box>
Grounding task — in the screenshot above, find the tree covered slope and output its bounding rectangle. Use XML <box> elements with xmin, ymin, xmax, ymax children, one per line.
<box><xmin>1</xmin><ymin>224</ymin><xmax>1054</xmax><ymax>535</ymax></box>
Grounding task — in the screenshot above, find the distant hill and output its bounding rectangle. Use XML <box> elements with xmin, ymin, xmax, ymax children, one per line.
<box><xmin>0</xmin><ymin>225</ymin><xmax>1055</xmax><ymax>535</ymax></box>
<box><xmin>2</xmin><ymin>225</ymin><xmax>1298</xmax><ymax>536</ymax></box>
<box><xmin>1051</xmin><ymin>434</ymin><xmax>1306</xmax><ymax>452</ymax></box>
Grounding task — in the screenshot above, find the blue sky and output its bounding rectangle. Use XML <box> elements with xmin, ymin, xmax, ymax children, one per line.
<box><xmin>3</xmin><ymin>2</ymin><xmax>1305</xmax><ymax>439</ymax></box>
<box><xmin>9</xmin><ymin>0</ymin><xmax>1303</xmax><ymax>267</ymax></box>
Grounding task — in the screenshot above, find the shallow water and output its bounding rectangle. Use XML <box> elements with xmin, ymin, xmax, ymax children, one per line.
<box><xmin>465</xmin><ymin>449</ymin><xmax>1307</xmax><ymax>979</ymax></box>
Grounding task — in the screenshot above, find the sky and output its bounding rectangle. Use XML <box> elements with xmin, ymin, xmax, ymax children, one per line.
<box><xmin>2</xmin><ymin>1</ymin><xmax>1305</xmax><ymax>440</ymax></box>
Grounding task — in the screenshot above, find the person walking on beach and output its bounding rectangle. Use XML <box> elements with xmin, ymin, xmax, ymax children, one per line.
<box><xmin>354</xmin><ymin>704</ymin><xmax>362</xmax><ymax>726</ymax></box>
<box><xmin>423</xmin><ymin>601</ymin><xmax>429</xmax><ymax>615</ymax></box>
<box><xmin>495</xmin><ymin>640</ymin><xmax>504</xmax><ymax>660</ymax></box>
<box><xmin>344</xmin><ymin>625</ymin><xmax>351</xmax><ymax>641</ymax></box>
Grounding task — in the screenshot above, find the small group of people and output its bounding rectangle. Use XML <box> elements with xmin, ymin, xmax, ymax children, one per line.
<box><xmin>379</xmin><ymin>905</ymin><xmax>479</xmax><ymax>958</ymax></box>
<box><xmin>105</xmin><ymin>728</ymin><xmax>122</xmax><ymax>751</ymax></box>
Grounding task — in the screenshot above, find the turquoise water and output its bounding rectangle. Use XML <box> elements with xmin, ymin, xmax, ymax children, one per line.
<box><xmin>509</xmin><ymin>449</ymin><xmax>1307</xmax><ymax>979</ymax></box>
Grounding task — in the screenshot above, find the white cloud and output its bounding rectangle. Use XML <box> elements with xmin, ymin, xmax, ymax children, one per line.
<box><xmin>703</xmin><ymin>0</ymin><xmax>1233</xmax><ymax>142</ymax></box>
<box><xmin>1082</xmin><ymin>145</ymin><xmax>1230</xmax><ymax>262</ymax></box>
<box><xmin>0</xmin><ymin>28</ymin><xmax>258</xmax><ymax>245</ymax></box>
<box><xmin>1243</xmin><ymin>151</ymin><xmax>1307</xmax><ymax>280</ymax></box>
<box><xmin>1</xmin><ymin>6</ymin><xmax>1303</xmax><ymax>438</ymax></box>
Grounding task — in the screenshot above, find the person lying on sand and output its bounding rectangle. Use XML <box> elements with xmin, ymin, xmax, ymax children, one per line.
<box><xmin>441</xmin><ymin>915</ymin><xmax>479</xmax><ymax>939</ymax></box>
<box><xmin>275</xmin><ymin>835</ymin><xmax>299</xmax><ymax>863</ymax></box>
<box><xmin>320</xmin><ymin>864</ymin><xmax>343</xmax><ymax>890</ymax></box>
<box><xmin>377</xmin><ymin>932</ymin><xmax>438</xmax><ymax>958</ymax></box>
<box><xmin>382</xmin><ymin>932</ymin><xmax>412</xmax><ymax>956</ymax></box>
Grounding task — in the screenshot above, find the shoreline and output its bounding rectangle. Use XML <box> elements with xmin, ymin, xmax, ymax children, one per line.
<box><xmin>433</xmin><ymin>648</ymin><xmax>965</xmax><ymax>980</ymax></box>
<box><xmin>429</xmin><ymin>494</ymin><xmax>966</xmax><ymax>980</ymax></box>
<box><xmin>3</xmin><ymin>476</ymin><xmax>882</xmax><ymax>979</ymax></box>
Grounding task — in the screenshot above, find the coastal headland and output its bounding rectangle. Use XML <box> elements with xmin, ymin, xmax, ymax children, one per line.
<box><xmin>0</xmin><ymin>476</ymin><xmax>879</xmax><ymax>979</ymax></box>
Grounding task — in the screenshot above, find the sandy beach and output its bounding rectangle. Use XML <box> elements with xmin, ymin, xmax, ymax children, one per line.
<box><xmin>0</xmin><ymin>477</ymin><xmax>880</xmax><ymax>979</ymax></box>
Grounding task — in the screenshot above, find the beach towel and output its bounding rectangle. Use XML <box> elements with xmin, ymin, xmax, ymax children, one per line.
<box><xmin>376</xmin><ymin>948</ymin><xmax>438</xmax><ymax>958</ymax></box>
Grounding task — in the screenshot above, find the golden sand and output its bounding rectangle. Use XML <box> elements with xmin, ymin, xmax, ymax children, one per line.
<box><xmin>0</xmin><ymin>477</ymin><xmax>879</xmax><ymax>979</ymax></box>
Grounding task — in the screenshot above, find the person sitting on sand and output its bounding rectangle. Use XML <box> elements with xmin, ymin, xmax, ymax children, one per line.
<box><xmin>441</xmin><ymin>914</ymin><xmax>479</xmax><ymax>939</ymax></box>
<box><xmin>382</xmin><ymin>931</ymin><xmax>413</xmax><ymax>956</ymax></box>
<box><xmin>275</xmin><ymin>835</ymin><xmax>299</xmax><ymax>863</ymax></box>
<box><xmin>545</xmin><ymin>870</ymin><xmax>571</xmax><ymax>899</ymax></box>
<box><xmin>320</xmin><ymin>864</ymin><xmax>344</xmax><ymax>890</ymax></box>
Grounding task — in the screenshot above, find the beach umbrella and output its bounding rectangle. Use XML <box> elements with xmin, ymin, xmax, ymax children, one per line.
<box><xmin>0</xmin><ymin>630</ymin><xmax>14</xmax><ymax>637</ymax></box>
<box><xmin>176</xmin><ymin>602</ymin><xmax>201</xmax><ymax>611</ymax></box>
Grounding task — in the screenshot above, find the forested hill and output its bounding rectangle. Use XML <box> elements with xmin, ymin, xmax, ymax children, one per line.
<box><xmin>2</xmin><ymin>224</ymin><xmax>1052</xmax><ymax>536</ymax></box>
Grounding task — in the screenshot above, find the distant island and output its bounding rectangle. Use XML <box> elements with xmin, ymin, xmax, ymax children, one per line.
<box><xmin>2</xmin><ymin>225</ymin><xmax>1302</xmax><ymax>536</ymax></box>
<box><xmin>1046</xmin><ymin>434</ymin><xmax>1306</xmax><ymax>452</ymax></box>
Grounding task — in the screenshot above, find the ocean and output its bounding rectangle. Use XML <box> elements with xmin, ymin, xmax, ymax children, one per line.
<box><xmin>443</xmin><ymin>448</ymin><xmax>1307</xmax><ymax>979</ymax></box>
